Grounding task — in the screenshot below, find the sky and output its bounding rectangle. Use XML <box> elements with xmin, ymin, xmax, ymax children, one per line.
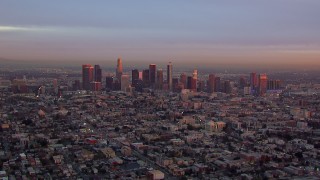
<box><xmin>0</xmin><ymin>0</ymin><xmax>320</xmax><ymax>69</ymax></box>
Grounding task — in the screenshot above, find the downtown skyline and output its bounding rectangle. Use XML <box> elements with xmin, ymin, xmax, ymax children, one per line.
<box><xmin>0</xmin><ymin>0</ymin><xmax>320</xmax><ymax>70</ymax></box>
<box><xmin>1</xmin><ymin>1</ymin><xmax>320</xmax><ymax>176</ymax></box>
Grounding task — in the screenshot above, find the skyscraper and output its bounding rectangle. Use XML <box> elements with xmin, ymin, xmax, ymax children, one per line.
<box><xmin>192</xmin><ymin>69</ymin><xmax>198</xmax><ymax>80</ymax></box>
<box><xmin>149</xmin><ymin>64</ymin><xmax>156</xmax><ymax>86</ymax></box>
<box><xmin>191</xmin><ymin>78</ymin><xmax>197</xmax><ymax>92</ymax></box>
<box><xmin>82</xmin><ymin>64</ymin><xmax>94</xmax><ymax>90</ymax></box>
<box><xmin>187</xmin><ymin>76</ymin><xmax>197</xmax><ymax>92</ymax></box>
<box><xmin>156</xmin><ymin>69</ymin><xmax>163</xmax><ymax>90</ymax></box>
<box><xmin>121</xmin><ymin>74</ymin><xmax>130</xmax><ymax>92</ymax></box>
<box><xmin>142</xmin><ymin>69</ymin><xmax>150</xmax><ymax>87</ymax></box>
<box><xmin>94</xmin><ymin>65</ymin><xmax>102</xmax><ymax>83</ymax></box>
<box><xmin>167</xmin><ymin>62</ymin><xmax>173</xmax><ymax>91</ymax></box>
<box><xmin>267</xmin><ymin>79</ymin><xmax>281</xmax><ymax>90</ymax></box>
<box><xmin>114</xmin><ymin>79</ymin><xmax>121</xmax><ymax>91</ymax></box>
<box><xmin>192</xmin><ymin>69</ymin><xmax>198</xmax><ymax>90</ymax></box>
<box><xmin>91</xmin><ymin>81</ymin><xmax>102</xmax><ymax>91</ymax></box>
<box><xmin>180</xmin><ymin>73</ymin><xmax>187</xmax><ymax>89</ymax></box>
<box><xmin>132</xmin><ymin>69</ymin><xmax>140</xmax><ymax>87</ymax></box>
<box><xmin>72</xmin><ymin>80</ymin><xmax>81</xmax><ymax>91</ymax></box>
<box><xmin>172</xmin><ymin>78</ymin><xmax>179</xmax><ymax>92</ymax></box>
<box><xmin>214</xmin><ymin>77</ymin><xmax>221</xmax><ymax>92</ymax></box>
<box><xmin>197</xmin><ymin>80</ymin><xmax>205</xmax><ymax>92</ymax></box>
<box><xmin>259</xmin><ymin>74</ymin><xmax>268</xmax><ymax>96</ymax></box>
<box><xmin>53</xmin><ymin>79</ymin><xmax>58</xmax><ymax>94</ymax></box>
<box><xmin>250</xmin><ymin>72</ymin><xmax>258</xmax><ymax>95</ymax></box>
<box><xmin>207</xmin><ymin>74</ymin><xmax>215</xmax><ymax>93</ymax></box>
<box><xmin>116</xmin><ymin>57</ymin><xmax>123</xmax><ymax>81</ymax></box>
<box><xmin>224</xmin><ymin>80</ymin><xmax>232</xmax><ymax>94</ymax></box>
<box><xmin>187</xmin><ymin>76</ymin><xmax>192</xmax><ymax>89</ymax></box>
<box><xmin>105</xmin><ymin>76</ymin><xmax>114</xmax><ymax>90</ymax></box>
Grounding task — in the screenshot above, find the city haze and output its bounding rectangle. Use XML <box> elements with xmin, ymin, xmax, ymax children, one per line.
<box><xmin>0</xmin><ymin>0</ymin><xmax>320</xmax><ymax>70</ymax></box>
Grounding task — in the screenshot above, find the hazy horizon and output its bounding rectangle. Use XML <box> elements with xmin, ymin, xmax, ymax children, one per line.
<box><xmin>1</xmin><ymin>58</ymin><xmax>319</xmax><ymax>73</ymax></box>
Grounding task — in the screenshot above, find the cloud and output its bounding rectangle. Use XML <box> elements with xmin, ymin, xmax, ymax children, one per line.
<box><xmin>0</xmin><ymin>25</ymin><xmax>57</xmax><ymax>33</ymax></box>
<box><xmin>0</xmin><ymin>25</ymin><xmax>96</xmax><ymax>34</ymax></box>
<box><xmin>0</xmin><ymin>26</ymin><xmax>31</xmax><ymax>32</ymax></box>
<box><xmin>0</xmin><ymin>25</ymin><xmax>151</xmax><ymax>36</ymax></box>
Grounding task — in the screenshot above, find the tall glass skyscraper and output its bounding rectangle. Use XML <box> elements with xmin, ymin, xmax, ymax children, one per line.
<box><xmin>149</xmin><ymin>64</ymin><xmax>156</xmax><ymax>87</ymax></box>
<box><xmin>94</xmin><ymin>65</ymin><xmax>102</xmax><ymax>83</ymax></box>
<box><xmin>259</xmin><ymin>74</ymin><xmax>268</xmax><ymax>96</ymax></box>
<box><xmin>157</xmin><ymin>69</ymin><xmax>163</xmax><ymax>90</ymax></box>
<box><xmin>250</xmin><ymin>72</ymin><xmax>258</xmax><ymax>95</ymax></box>
<box><xmin>131</xmin><ymin>69</ymin><xmax>139</xmax><ymax>87</ymax></box>
<box><xmin>82</xmin><ymin>64</ymin><xmax>93</xmax><ymax>90</ymax></box>
<box><xmin>207</xmin><ymin>74</ymin><xmax>215</xmax><ymax>93</ymax></box>
<box><xmin>116</xmin><ymin>57</ymin><xmax>123</xmax><ymax>81</ymax></box>
<box><xmin>167</xmin><ymin>62</ymin><xmax>172</xmax><ymax>91</ymax></box>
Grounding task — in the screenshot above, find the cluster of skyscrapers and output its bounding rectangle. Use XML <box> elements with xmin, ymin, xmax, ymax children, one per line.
<box><xmin>81</xmin><ymin>58</ymin><xmax>282</xmax><ymax>96</ymax></box>
<box><xmin>104</xmin><ymin>59</ymin><xmax>174</xmax><ymax>92</ymax></box>
<box><xmin>247</xmin><ymin>73</ymin><xmax>281</xmax><ymax>96</ymax></box>
<box><xmin>250</xmin><ymin>73</ymin><xmax>267</xmax><ymax>96</ymax></box>
<box><xmin>81</xmin><ymin>64</ymin><xmax>102</xmax><ymax>91</ymax></box>
<box><xmin>131</xmin><ymin>63</ymin><xmax>173</xmax><ymax>91</ymax></box>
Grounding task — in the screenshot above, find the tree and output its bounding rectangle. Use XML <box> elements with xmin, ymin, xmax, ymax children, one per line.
<box><xmin>180</xmin><ymin>176</ymin><xmax>188</xmax><ymax>180</ymax></box>
<box><xmin>295</xmin><ymin>152</ymin><xmax>303</xmax><ymax>159</ymax></box>
<box><xmin>38</xmin><ymin>139</ymin><xmax>48</xmax><ymax>147</ymax></box>
<box><xmin>187</xmin><ymin>124</ymin><xmax>194</xmax><ymax>130</ymax></box>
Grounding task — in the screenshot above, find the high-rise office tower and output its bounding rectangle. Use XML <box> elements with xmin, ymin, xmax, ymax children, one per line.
<box><xmin>224</xmin><ymin>80</ymin><xmax>232</xmax><ymax>94</ymax></box>
<box><xmin>53</xmin><ymin>79</ymin><xmax>58</xmax><ymax>94</ymax></box>
<box><xmin>116</xmin><ymin>57</ymin><xmax>123</xmax><ymax>81</ymax></box>
<box><xmin>94</xmin><ymin>65</ymin><xmax>102</xmax><ymax>83</ymax></box>
<box><xmin>11</xmin><ymin>79</ymin><xmax>28</xmax><ymax>94</ymax></box>
<box><xmin>267</xmin><ymin>79</ymin><xmax>281</xmax><ymax>90</ymax></box>
<box><xmin>82</xmin><ymin>64</ymin><xmax>94</xmax><ymax>90</ymax></box>
<box><xmin>105</xmin><ymin>76</ymin><xmax>114</xmax><ymax>90</ymax></box>
<box><xmin>142</xmin><ymin>69</ymin><xmax>150</xmax><ymax>87</ymax></box>
<box><xmin>259</xmin><ymin>74</ymin><xmax>268</xmax><ymax>96</ymax></box>
<box><xmin>187</xmin><ymin>76</ymin><xmax>197</xmax><ymax>92</ymax></box>
<box><xmin>72</xmin><ymin>80</ymin><xmax>81</xmax><ymax>91</ymax></box>
<box><xmin>156</xmin><ymin>69</ymin><xmax>163</xmax><ymax>90</ymax></box>
<box><xmin>167</xmin><ymin>62</ymin><xmax>173</xmax><ymax>91</ymax></box>
<box><xmin>139</xmin><ymin>71</ymin><xmax>143</xmax><ymax>79</ymax></box>
<box><xmin>176</xmin><ymin>82</ymin><xmax>184</xmax><ymax>93</ymax></box>
<box><xmin>91</xmin><ymin>82</ymin><xmax>102</xmax><ymax>91</ymax></box>
<box><xmin>192</xmin><ymin>69</ymin><xmax>198</xmax><ymax>80</ymax></box>
<box><xmin>121</xmin><ymin>74</ymin><xmax>130</xmax><ymax>92</ymax></box>
<box><xmin>172</xmin><ymin>78</ymin><xmax>179</xmax><ymax>92</ymax></box>
<box><xmin>134</xmin><ymin>79</ymin><xmax>144</xmax><ymax>92</ymax></box>
<box><xmin>198</xmin><ymin>80</ymin><xmax>205</xmax><ymax>92</ymax></box>
<box><xmin>192</xmin><ymin>69</ymin><xmax>198</xmax><ymax>90</ymax></box>
<box><xmin>114</xmin><ymin>79</ymin><xmax>121</xmax><ymax>91</ymax></box>
<box><xmin>187</xmin><ymin>76</ymin><xmax>192</xmax><ymax>89</ymax></box>
<box><xmin>250</xmin><ymin>72</ymin><xmax>258</xmax><ymax>94</ymax></box>
<box><xmin>207</xmin><ymin>74</ymin><xmax>215</xmax><ymax>93</ymax></box>
<box><xmin>149</xmin><ymin>64</ymin><xmax>156</xmax><ymax>86</ymax></box>
<box><xmin>214</xmin><ymin>77</ymin><xmax>221</xmax><ymax>92</ymax></box>
<box><xmin>131</xmin><ymin>69</ymin><xmax>139</xmax><ymax>87</ymax></box>
<box><xmin>191</xmin><ymin>78</ymin><xmax>197</xmax><ymax>92</ymax></box>
<box><xmin>180</xmin><ymin>73</ymin><xmax>187</xmax><ymax>89</ymax></box>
